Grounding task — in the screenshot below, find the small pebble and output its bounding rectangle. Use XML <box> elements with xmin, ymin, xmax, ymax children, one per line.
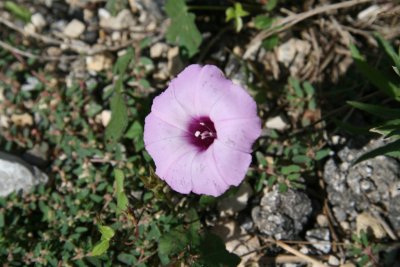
<box><xmin>101</xmin><ymin>110</ymin><xmax>111</xmax><ymax>127</ymax></box>
<box><xmin>31</xmin><ymin>13</ymin><xmax>46</xmax><ymax>31</ymax></box>
<box><xmin>316</xmin><ymin>214</ymin><xmax>329</xmax><ymax>227</ymax></box>
<box><xmin>63</xmin><ymin>19</ymin><xmax>85</xmax><ymax>38</ymax></box>
<box><xmin>328</xmin><ymin>255</ymin><xmax>340</xmax><ymax>266</ymax></box>
<box><xmin>340</xmin><ymin>221</ymin><xmax>350</xmax><ymax>231</ymax></box>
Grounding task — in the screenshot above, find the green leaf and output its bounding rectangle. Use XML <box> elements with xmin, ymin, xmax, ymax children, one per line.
<box><xmin>117</xmin><ymin>253</ymin><xmax>137</xmax><ymax>265</ymax></box>
<box><xmin>0</xmin><ymin>213</ymin><xmax>4</xmax><ymax>228</ymax></box>
<box><xmin>99</xmin><ymin>225</ymin><xmax>115</xmax><ymax>240</ymax></box>
<box><xmin>268</xmin><ymin>176</ymin><xmax>277</xmax><ymax>187</ymax></box>
<box><xmin>358</xmin><ymin>255</ymin><xmax>370</xmax><ymax>266</ymax></box>
<box><xmin>354</xmin><ymin>139</ymin><xmax>400</xmax><ymax>165</ymax></box>
<box><xmin>315</xmin><ymin>149</ymin><xmax>331</xmax><ymax>160</ymax></box>
<box><xmin>262</xmin><ymin>35</ymin><xmax>279</xmax><ymax>51</ymax></box>
<box><xmin>113</xmin><ymin>48</ymin><xmax>134</xmax><ymax>93</ymax></box>
<box><xmin>375</xmin><ymin>33</ymin><xmax>400</xmax><ymax>73</ymax></box>
<box><xmin>226</xmin><ymin>3</ymin><xmax>249</xmax><ymax>32</ymax></box>
<box><xmin>197</xmin><ymin>233</ymin><xmax>241</xmax><ymax>267</ymax></box>
<box><xmin>114</xmin><ymin>169</ymin><xmax>128</xmax><ymax>214</ymax></box>
<box><xmin>370</xmin><ymin>119</ymin><xmax>400</xmax><ymax>137</ymax></box>
<box><xmin>105</xmin><ymin>92</ymin><xmax>128</xmax><ymax>142</ymax></box>
<box><xmin>350</xmin><ymin>44</ymin><xmax>400</xmax><ymax>100</ymax></box>
<box><xmin>360</xmin><ymin>231</ymin><xmax>369</xmax><ymax>247</ymax></box>
<box><xmin>125</xmin><ymin>121</ymin><xmax>143</xmax><ymax>139</ymax></box>
<box><xmin>186</xmin><ymin>209</ymin><xmax>201</xmax><ymax>247</ymax></box>
<box><xmin>281</xmin><ymin>165</ymin><xmax>301</xmax><ymax>175</ymax></box>
<box><xmin>255</xmin><ymin>172</ymin><xmax>267</xmax><ymax>192</ymax></box>
<box><xmin>253</xmin><ymin>15</ymin><xmax>274</xmax><ymax>30</ymax></box>
<box><xmin>303</xmin><ymin>81</ymin><xmax>315</xmax><ymax>96</ymax></box>
<box><xmin>165</xmin><ymin>0</ymin><xmax>202</xmax><ymax>57</ymax></box>
<box><xmin>289</xmin><ymin>77</ymin><xmax>304</xmax><ymax>98</ymax></box>
<box><xmin>256</xmin><ymin>151</ymin><xmax>267</xmax><ymax>166</ymax></box>
<box><xmin>347</xmin><ymin>101</ymin><xmax>400</xmax><ymax>120</ymax></box>
<box><xmin>287</xmin><ymin>173</ymin><xmax>301</xmax><ymax>181</ymax></box>
<box><xmin>5</xmin><ymin>1</ymin><xmax>31</xmax><ymax>22</ymax></box>
<box><xmin>105</xmin><ymin>0</ymin><xmax>128</xmax><ymax>16</ymax></box>
<box><xmin>278</xmin><ymin>183</ymin><xmax>288</xmax><ymax>193</ymax></box>
<box><xmin>113</xmin><ymin>48</ymin><xmax>134</xmax><ymax>76</ymax></box>
<box><xmin>91</xmin><ymin>239</ymin><xmax>110</xmax><ymax>257</ymax></box>
<box><xmin>265</xmin><ymin>0</ymin><xmax>278</xmax><ymax>11</ymax></box>
<box><xmin>199</xmin><ymin>195</ymin><xmax>217</xmax><ymax>208</ymax></box>
<box><xmin>158</xmin><ymin>226</ymin><xmax>190</xmax><ymax>264</ymax></box>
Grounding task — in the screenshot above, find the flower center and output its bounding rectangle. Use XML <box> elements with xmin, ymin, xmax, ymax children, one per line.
<box><xmin>188</xmin><ymin>116</ymin><xmax>217</xmax><ymax>150</ymax></box>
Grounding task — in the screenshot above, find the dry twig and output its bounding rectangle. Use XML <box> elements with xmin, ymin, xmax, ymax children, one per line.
<box><xmin>274</xmin><ymin>240</ymin><xmax>328</xmax><ymax>267</ymax></box>
<box><xmin>0</xmin><ymin>15</ymin><xmax>152</xmax><ymax>56</ymax></box>
<box><xmin>262</xmin><ymin>254</ymin><xmax>330</xmax><ymax>264</ymax></box>
<box><xmin>244</xmin><ymin>0</ymin><xmax>372</xmax><ymax>59</ymax></box>
<box><xmin>0</xmin><ymin>40</ymin><xmax>69</xmax><ymax>61</ymax></box>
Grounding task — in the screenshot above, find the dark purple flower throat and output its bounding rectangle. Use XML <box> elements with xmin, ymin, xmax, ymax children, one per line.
<box><xmin>188</xmin><ymin>116</ymin><xmax>217</xmax><ymax>150</ymax></box>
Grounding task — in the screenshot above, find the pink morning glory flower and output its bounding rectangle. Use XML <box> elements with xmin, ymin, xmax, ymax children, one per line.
<box><xmin>144</xmin><ymin>64</ymin><xmax>261</xmax><ymax>197</ymax></box>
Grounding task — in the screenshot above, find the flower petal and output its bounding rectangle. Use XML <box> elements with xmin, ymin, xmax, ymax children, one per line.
<box><xmin>144</xmin><ymin>113</ymin><xmax>192</xmax><ymax>176</ymax></box>
<box><xmin>191</xmin><ymin>149</ymin><xmax>230</xmax><ymax>197</ymax></box>
<box><xmin>151</xmin><ymin>82</ymin><xmax>192</xmax><ymax>131</ymax></box>
<box><xmin>215</xmin><ymin>117</ymin><xmax>261</xmax><ymax>153</ymax></box>
<box><xmin>163</xmin><ymin>150</ymin><xmax>196</xmax><ymax>194</ymax></box>
<box><xmin>210</xmin><ymin>83</ymin><xmax>258</xmax><ymax>121</ymax></box>
<box><xmin>194</xmin><ymin>65</ymin><xmax>231</xmax><ymax>116</ymax></box>
<box><xmin>169</xmin><ymin>64</ymin><xmax>202</xmax><ymax>116</ymax></box>
<box><xmin>212</xmin><ymin>140</ymin><xmax>252</xmax><ymax>186</ymax></box>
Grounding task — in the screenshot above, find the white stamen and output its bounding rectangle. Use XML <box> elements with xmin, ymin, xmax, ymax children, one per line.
<box><xmin>200</xmin><ymin>131</ymin><xmax>214</xmax><ymax>139</ymax></box>
<box><xmin>195</xmin><ymin>131</ymin><xmax>201</xmax><ymax>137</ymax></box>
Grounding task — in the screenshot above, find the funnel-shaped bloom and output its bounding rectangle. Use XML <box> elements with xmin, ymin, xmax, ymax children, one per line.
<box><xmin>144</xmin><ymin>64</ymin><xmax>261</xmax><ymax>197</ymax></box>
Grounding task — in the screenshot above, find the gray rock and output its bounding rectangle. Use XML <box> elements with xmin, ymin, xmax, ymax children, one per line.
<box><xmin>389</xmin><ymin>195</ymin><xmax>400</xmax><ymax>232</ymax></box>
<box><xmin>305</xmin><ymin>228</ymin><xmax>331</xmax><ymax>253</ymax></box>
<box><xmin>323</xmin><ymin>138</ymin><xmax>400</xmax><ymax>235</ymax></box>
<box><xmin>136</xmin><ymin>0</ymin><xmax>166</xmax><ymax>20</ymax></box>
<box><xmin>0</xmin><ymin>152</ymin><xmax>48</xmax><ymax>197</ymax></box>
<box><xmin>252</xmin><ymin>189</ymin><xmax>312</xmax><ymax>239</ymax></box>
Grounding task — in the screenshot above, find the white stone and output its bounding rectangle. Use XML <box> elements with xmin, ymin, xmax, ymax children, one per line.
<box><xmin>0</xmin><ymin>152</ymin><xmax>48</xmax><ymax>197</ymax></box>
<box><xmin>356</xmin><ymin>212</ymin><xmax>386</xmax><ymax>239</ymax></box>
<box><xmin>21</xmin><ymin>77</ymin><xmax>40</xmax><ymax>92</ymax></box>
<box><xmin>99</xmin><ymin>9</ymin><xmax>135</xmax><ymax>30</ymax></box>
<box><xmin>31</xmin><ymin>13</ymin><xmax>46</xmax><ymax>31</ymax></box>
<box><xmin>277</xmin><ymin>38</ymin><xmax>311</xmax><ymax>75</ymax></box>
<box><xmin>98</xmin><ymin>8</ymin><xmax>111</xmax><ymax>20</ymax></box>
<box><xmin>329</xmin><ymin>255</ymin><xmax>340</xmax><ymax>266</ymax></box>
<box><xmin>63</xmin><ymin>19</ymin><xmax>85</xmax><ymax>38</ymax></box>
<box><xmin>357</xmin><ymin>5</ymin><xmax>380</xmax><ymax>20</ymax></box>
<box><xmin>86</xmin><ymin>54</ymin><xmax>113</xmax><ymax>72</ymax></box>
<box><xmin>167</xmin><ymin>47</ymin><xmax>184</xmax><ymax>76</ymax></box>
<box><xmin>24</xmin><ymin>23</ymin><xmax>36</xmax><ymax>34</ymax></box>
<box><xmin>265</xmin><ymin>114</ymin><xmax>289</xmax><ymax>131</ymax></box>
<box><xmin>111</xmin><ymin>31</ymin><xmax>121</xmax><ymax>41</ymax></box>
<box><xmin>340</xmin><ymin>221</ymin><xmax>350</xmax><ymax>231</ymax></box>
<box><xmin>11</xmin><ymin>113</ymin><xmax>33</xmax><ymax>126</ymax></box>
<box><xmin>101</xmin><ymin>110</ymin><xmax>112</xmax><ymax>127</ymax></box>
<box><xmin>0</xmin><ymin>113</ymin><xmax>8</xmax><ymax>128</ymax></box>
<box><xmin>316</xmin><ymin>214</ymin><xmax>329</xmax><ymax>227</ymax></box>
<box><xmin>150</xmin><ymin>43</ymin><xmax>168</xmax><ymax>58</ymax></box>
